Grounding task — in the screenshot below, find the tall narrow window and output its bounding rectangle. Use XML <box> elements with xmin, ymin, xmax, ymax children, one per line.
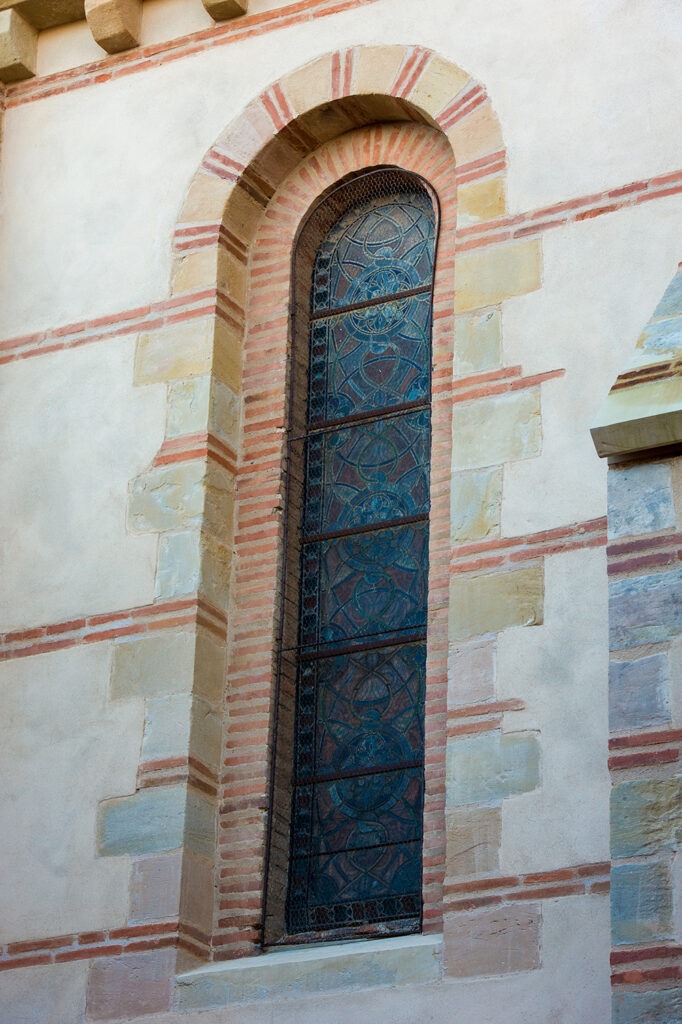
<box><xmin>266</xmin><ymin>170</ymin><xmax>437</xmax><ymax>944</ymax></box>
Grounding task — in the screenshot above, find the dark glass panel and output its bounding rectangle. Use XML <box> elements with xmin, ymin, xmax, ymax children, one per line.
<box><xmin>308</xmin><ymin>293</ymin><xmax>432</xmax><ymax>424</ymax></box>
<box><xmin>303</xmin><ymin>411</ymin><xmax>430</xmax><ymax>536</ymax></box>
<box><xmin>299</xmin><ymin>522</ymin><xmax>429</xmax><ymax>651</ymax></box>
<box><xmin>294</xmin><ymin>643</ymin><xmax>426</xmax><ymax>781</ymax></box>
<box><xmin>312</xmin><ymin>193</ymin><xmax>435</xmax><ymax>312</ymax></box>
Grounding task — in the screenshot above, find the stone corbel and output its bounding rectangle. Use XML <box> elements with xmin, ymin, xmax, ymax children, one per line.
<box><xmin>201</xmin><ymin>0</ymin><xmax>247</xmax><ymax>22</ymax></box>
<box><xmin>0</xmin><ymin>8</ymin><xmax>36</xmax><ymax>83</ymax></box>
<box><xmin>84</xmin><ymin>0</ymin><xmax>141</xmax><ymax>54</ymax></box>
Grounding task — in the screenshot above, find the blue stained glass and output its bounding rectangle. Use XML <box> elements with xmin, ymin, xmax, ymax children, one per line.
<box><xmin>308</xmin><ymin>293</ymin><xmax>432</xmax><ymax>423</ymax></box>
<box><xmin>303</xmin><ymin>411</ymin><xmax>430</xmax><ymax>535</ymax></box>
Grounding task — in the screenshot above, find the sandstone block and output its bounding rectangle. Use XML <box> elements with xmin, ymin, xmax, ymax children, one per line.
<box><xmin>201</xmin><ymin>0</ymin><xmax>247</xmax><ymax>22</ymax></box>
<box><xmin>409</xmin><ymin>54</ymin><xmax>471</xmax><ymax>116</ymax></box>
<box><xmin>613</xmin><ymin>989</ymin><xmax>682</xmax><ymax>1024</ymax></box>
<box><xmin>130</xmin><ymin>851</ymin><xmax>183</xmax><ymax>923</ymax></box>
<box><xmin>608</xmin><ymin>462</ymin><xmax>675</xmax><ymax>539</ymax></box>
<box><xmin>351</xmin><ymin>45</ymin><xmax>406</xmax><ymax>97</ymax></box>
<box><xmin>155</xmin><ymin>530</ymin><xmax>202</xmax><ymax>599</ymax></box>
<box><xmin>457</xmin><ymin>176</ymin><xmax>506</xmax><ymax>227</ymax></box>
<box><xmin>611</xmin><ymin>861</ymin><xmax>673</xmax><ymax>945</ymax></box>
<box><xmin>446</xmin><ymin>730</ymin><xmax>540</xmax><ymax>806</ymax></box>
<box><xmin>611</xmin><ymin>779</ymin><xmax>682</xmax><ymax>859</ymax></box>
<box><xmin>455</xmin><ymin>239</ymin><xmax>542</xmax><ymax>313</ymax></box>
<box><xmin>142</xmin><ymin>693</ymin><xmax>193</xmax><ymax>762</ymax></box>
<box><xmin>609</xmin><ymin>569</ymin><xmax>682</xmax><ymax>650</ymax></box>
<box><xmin>449</xmin><ymin>564</ymin><xmax>544</xmax><ymax>641</ymax></box>
<box><xmin>129</xmin><ymin>461</ymin><xmax>205</xmax><ymax>533</ymax></box>
<box><xmin>185</xmin><ymin>787</ymin><xmax>215</xmax><ymax>859</ymax></box>
<box><xmin>451</xmin><ymin>467</ymin><xmax>502</xmax><ymax>543</ymax></box>
<box><xmin>85</xmin><ymin>0</ymin><xmax>141</xmax><ymax>54</ymax></box>
<box><xmin>189</xmin><ymin>696</ymin><xmax>222</xmax><ymax>770</ymax></box>
<box><xmin>111</xmin><ymin>630</ymin><xmax>196</xmax><ymax>700</ymax></box>
<box><xmin>609</xmin><ymin>654</ymin><xmax>671</xmax><ymax>733</ymax></box>
<box><xmin>194</xmin><ymin>628</ymin><xmax>227</xmax><ymax>704</ymax></box>
<box><xmin>87</xmin><ymin>948</ymin><xmax>175</xmax><ymax>1019</ymax></box>
<box><xmin>445</xmin><ymin>100</ymin><xmax>504</xmax><ymax>167</ymax></box>
<box><xmin>212</xmin><ymin>316</ymin><xmax>244</xmax><ymax>393</ymax></box>
<box><xmin>454</xmin><ymin>308</ymin><xmax>501</xmax><ymax>376</ymax></box>
<box><xmin>98</xmin><ymin>784</ymin><xmax>186</xmax><ymax>856</ymax></box>
<box><xmin>0</xmin><ymin>9</ymin><xmax>36</xmax><ymax>83</ymax></box>
<box><xmin>452</xmin><ymin>388</ymin><xmax>541</xmax><ymax>470</ymax></box>
<box><xmin>180</xmin><ymin>849</ymin><xmax>216</xmax><ymax>934</ymax></box>
<box><xmin>167</xmin><ymin>376</ymin><xmax>211</xmax><ymax>439</ymax></box>
<box><xmin>445</xmin><ymin>805</ymin><xmax>501</xmax><ymax>878</ymax></box>
<box><xmin>281</xmin><ymin>53</ymin><xmax>333</xmax><ymax>115</ymax></box>
<box><xmin>448</xmin><ymin>637</ymin><xmax>496</xmax><ymax>707</ymax></box>
<box><xmin>135</xmin><ymin>320</ymin><xmax>215</xmax><ymax>385</ymax></box>
<box><xmin>444</xmin><ymin>904</ymin><xmax>541</xmax><ymax>977</ymax></box>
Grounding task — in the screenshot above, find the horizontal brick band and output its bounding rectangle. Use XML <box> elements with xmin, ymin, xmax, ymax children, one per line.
<box><xmin>137</xmin><ymin>755</ymin><xmax>218</xmax><ymax>796</ymax></box>
<box><xmin>607</xmin><ymin>532</ymin><xmax>682</xmax><ymax>578</ymax></box>
<box><xmin>611</xmin><ymin>358</ymin><xmax>682</xmax><ymax>392</ymax></box>
<box><xmin>0</xmin><ymin>596</ymin><xmax>227</xmax><ymax>661</ymax></box>
<box><xmin>611</xmin><ymin>964</ymin><xmax>682</xmax><ymax>986</ymax></box>
<box><xmin>451</xmin><ymin>517</ymin><xmax>607</xmax><ymax>574</ymax></box>
<box><xmin>450</xmin><ymin>365</ymin><xmax>564</xmax><ymax>404</ymax></box>
<box><xmin>611</xmin><ymin>944</ymin><xmax>682</xmax><ymax>966</ymax></box>
<box><xmin>153</xmin><ymin>432</ymin><xmax>238</xmax><ymax>475</ymax></box>
<box><xmin>443</xmin><ymin>861</ymin><xmax>610</xmax><ymax>910</ymax></box>
<box><xmin>0</xmin><ymin>922</ymin><xmax>178</xmax><ymax>973</ymax></box>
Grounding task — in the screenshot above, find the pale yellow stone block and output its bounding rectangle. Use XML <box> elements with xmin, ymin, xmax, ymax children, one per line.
<box><xmin>457</xmin><ymin>176</ymin><xmax>506</xmax><ymax>227</ymax></box>
<box><xmin>194</xmin><ymin>629</ymin><xmax>226</xmax><ymax>704</ymax></box>
<box><xmin>129</xmin><ymin>462</ymin><xmax>205</xmax><ymax>533</ymax></box>
<box><xmin>212</xmin><ymin>317</ymin><xmax>243</xmax><ymax>392</ymax></box>
<box><xmin>454</xmin><ymin>308</ymin><xmax>501</xmax><ymax>376</ymax></box>
<box><xmin>449</xmin><ymin>564</ymin><xmax>544</xmax><ymax>641</ymax></box>
<box><xmin>282</xmin><ymin>53</ymin><xmax>333</xmax><ymax>116</ymax></box>
<box><xmin>111</xmin><ymin>630</ymin><xmax>197</xmax><ymax>700</ymax></box>
<box><xmin>592</xmin><ymin>377</ymin><xmax>682</xmax><ymax>458</ymax></box>
<box><xmin>351</xmin><ymin>45</ymin><xmax>406</xmax><ymax>96</ymax></box>
<box><xmin>135</xmin><ymin>320</ymin><xmax>214</xmax><ymax>385</ymax></box>
<box><xmin>446</xmin><ymin>101</ymin><xmax>504</xmax><ymax>166</ymax></box>
<box><xmin>455</xmin><ymin>239</ymin><xmax>542</xmax><ymax>314</ymax></box>
<box><xmin>0</xmin><ymin>9</ymin><xmax>36</xmax><ymax>83</ymax></box>
<box><xmin>201</xmin><ymin>0</ymin><xmax>247</xmax><ymax>21</ymax></box>
<box><xmin>446</xmin><ymin>806</ymin><xmax>501</xmax><ymax>879</ymax></box>
<box><xmin>451</xmin><ymin>467</ymin><xmax>502</xmax><ymax>543</ymax></box>
<box><xmin>223</xmin><ymin>182</ymin><xmax>265</xmax><ymax>246</ymax></box>
<box><xmin>85</xmin><ymin>0</ymin><xmax>141</xmax><ymax>54</ymax></box>
<box><xmin>200</xmin><ymin>532</ymin><xmax>232</xmax><ymax>610</ymax></box>
<box><xmin>452</xmin><ymin>388</ymin><xmax>541</xmax><ymax>470</ymax></box>
<box><xmin>0</xmin><ymin>0</ymin><xmax>84</xmax><ymax>31</ymax></box>
<box><xmin>172</xmin><ymin>249</ymin><xmax>219</xmax><ymax>297</ymax></box>
<box><xmin>179</xmin><ymin>174</ymin><xmax>232</xmax><ymax>226</ymax></box>
<box><xmin>408</xmin><ymin>54</ymin><xmax>471</xmax><ymax>119</ymax></box>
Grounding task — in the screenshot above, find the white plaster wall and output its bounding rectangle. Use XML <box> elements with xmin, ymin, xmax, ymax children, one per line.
<box><xmin>0</xmin><ymin>645</ymin><xmax>142</xmax><ymax>942</ymax></box>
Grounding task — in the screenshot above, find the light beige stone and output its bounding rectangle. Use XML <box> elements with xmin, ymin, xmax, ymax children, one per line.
<box><xmin>178</xmin><ymin>173</ymin><xmax>232</xmax><ymax>225</ymax></box>
<box><xmin>449</xmin><ymin>564</ymin><xmax>544</xmax><ymax>640</ymax></box>
<box><xmin>194</xmin><ymin>628</ymin><xmax>227</xmax><ymax>704</ymax></box>
<box><xmin>409</xmin><ymin>54</ymin><xmax>471</xmax><ymax>119</ymax></box>
<box><xmin>455</xmin><ymin>238</ymin><xmax>542</xmax><ymax>313</ymax></box>
<box><xmin>445</xmin><ymin>101</ymin><xmax>505</xmax><ymax>166</ymax></box>
<box><xmin>128</xmin><ymin>461</ymin><xmax>205</xmax><ymax>533</ymax></box>
<box><xmin>454</xmin><ymin>308</ymin><xmax>502</xmax><ymax>376</ymax></box>
<box><xmin>135</xmin><ymin>319</ymin><xmax>215</xmax><ymax>385</ymax></box>
<box><xmin>84</xmin><ymin>0</ymin><xmax>140</xmax><ymax>54</ymax></box>
<box><xmin>172</xmin><ymin>248</ymin><xmax>220</xmax><ymax>297</ymax></box>
<box><xmin>452</xmin><ymin>388</ymin><xmax>542</xmax><ymax>470</ymax></box>
<box><xmin>203</xmin><ymin>461</ymin><xmax>235</xmax><ymax>538</ymax></box>
<box><xmin>451</xmin><ymin>467</ymin><xmax>502</xmax><ymax>543</ymax></box>
<box><xmin>130</xmin><ymin>851</ymin><xmax>183</xmax><ymax>923</ymax></box>
<box><xmin>457</xmin><ymin>175</ymin><xmax>506</xmax><ymax>227</ymax></box>
<box><xmin>445</xmin><ymin>806</ymin><xmax>501</xmax><ymax>879</ymax></box>
<box><xmin>282</xmin><ymin>53</ymin><xmax>333</xmax><ymax>115</ymax></box>
<box><xmin>200</xmin><ymin>530</ymin><xmax>232</xmax><ymax>609</ymax></box>
<box><xmin>351</xmin><ymin>45</ymin><xmax>406</xmax><ymax>96</ymax></box>
<box><xmin>156</xmin><ymin>529</ymin><xmax>202</xmax><ymax>599</ymax></box>
<box><xmin>110</xmin><ymin>630</ymin><xmax>197</xmax><ymax>700</ymax></box>
<box><xmin>448</xmin><ymin>637</ymin><xmax>496</xmax><ymax>707</ymax></box>
<box><xmin>189</xmin><ymin>696</ymin><xmax>222</xmax><ymax>769</ymax></box>
<box><xmin>0</xmin><ymin>0</ymin><xmax>84</xmax><ymax>30</ymax></box>
<box><xmin>592</xmin><ymin>378</ymin><xmax>682</xmax><ymax>458</ymax></box>
<box><xmin>444</xmin><ymin>904</ymin><xmax>541</xmax><ymax>977</ymax></box>
<box><xmin>166</xmin><ymin>376</ymin><xmax>212</xmax><ymax>439</ymax></box>
<box><xmin>201</xmin><ymin>0</ymin><xmax>247</xmax><ymax>21</ymax></box>
<box><xmin>212</xmin><ymin>316</ymin><xmax>244</xmax><ymax>392</ymax></box>
<box><xmin>0</xmin><ymin>9</ymin><xmax>36</xmax><ymax>83</ymax></box>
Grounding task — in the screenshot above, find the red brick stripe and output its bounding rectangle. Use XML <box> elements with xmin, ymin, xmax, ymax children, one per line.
<box><xmin>0</xmin><ymin>923</ymin><xmax>178</xmax><ymax>972</ymax></box>
<box><xmin>451</xmin><ymin>518</ymin><xmax>607</xmax><ymax>574</ymax></box>
<box><xmin>451</xmin><ymin>366</ymin><xmax>565</xmax><ymax>404</ymax></box>
<box><xmin>443</xmin><ymin>862</ymin><xmax>610</xmax><ymax>909</ymax></box>
<box><xmin>607</xmin><ymin>531</ymin><xmax>682</xmax><ymax>577</ymax></box>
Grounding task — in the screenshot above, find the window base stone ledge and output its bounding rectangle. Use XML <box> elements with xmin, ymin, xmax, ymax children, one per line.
<box><xmin>175</xmin><ymin>933</ymin><xmax>443</xmax><ymax>1010</ymax></box>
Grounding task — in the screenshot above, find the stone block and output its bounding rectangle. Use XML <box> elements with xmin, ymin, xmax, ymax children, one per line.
<box><xmin>454</xmin><ymin>308</ymin><xmax>502</xmax><ymax>376</ymax></box>
<box><xmin>281</xmin><ymin>52</ymin><xmax>332</xmax><ymax>115</ymax></box>
<box><xmin>87</xmin><ymin>948</ymin><xmax>175</xmax><ymax>1020</ymax></box>
<box><xmin>609</xmin><ymin>655</ymin><xmax>671</xmax><ymax>732</ymax></box>
<box><xmin>449</xmin><ymin>564</ymin><xmax>544</xmax><ymax>641</ymax></box>
<box><xmin>591</xmin><ymin>380</ymin><xmax>682</xmax><ymax>459</ymax></box>
<box><xmin>451</xmin><ymin>467</ymin><xmax>502</xmax><ymax>543</ymax></box>
<box><xmin>85</xmin><ymin>0</ymin><xmax>141</xmax><ymax>54</ymax></box>
<box><xmin>445</xmin><ymin>805</ymin><xmax>501</xmax><ymax>878</ymax></box>
<box><xmin>613</xmin><ymin>990</ymin><xmax>682</xmax><ymax>1024</ymax></box>
<box><xmin>611</xmin><ymin>861</ymin><xmax>673</xmax><ymax>945</ymax></box>
<box><xmin>446</xmin><ymin>730</ymin><xmax>540</xmax><ymax>806</ymax></box>
<box><xmin>638</xmin><ymin>316</ymin><xmax>682</xmax><ymax>358</ymax></box>
<box><xmin>167</xmin><ymin>376</ymin><xmax>211</xmax><ymax>439</ymax></box>
<box><xmin>610</xmin><ymin>570</ymin><xmax>682</xmax><ymax>650</ymax></box>
<box><xmin>608</xmin><ymin>462</ymin><xmax>675</xmax><ymax>539</ymax></box>
<box><xmin>455</xmin><ymin>239</ymin><xmax>541</xmax><ymax>313</ymax></box>
<box><xmin>201</xmin><ymin>0</ymin><xmax>247</xmax><ymax>21</ymax></box>
<box><xmin>209</xmin><ymin>379</ymin><xmax>241</xmax><ymax>445</ymax></box>
<box><xmin>142</xmin><ymin>693</ymin><xmax>193</xmax><ymax>762</ymax></box>
<box><xmin>203</xmin><ymin>465</ymin><xmax>236</xmax><ymax>543</ymax></box>
<box><xmin>135</xmin><ymin>320</ymin><xmax>215</xmax><ymax>385</ymax></box>
<box><xmin>189</xmin><ymin>696</ymin><xmax>222</xmax><ymax>770</ymax></box>
<box><xmin>351</xmin><ymin>45</ymin><xmax>406</xmax><ymax>97</ymax></box>
<box><xmin>130</xmin><ymin>851</ymin><xmax>183</xmax><ymax>923</ymax></box>
<box><xmin>185</xmin><ymin>787</ymin><xmax>216</xmax><ymax>860</ymax></box>
<box><xmin>457</xmin><ymin>176</ymin><xmax>506</xmax><ymax>228</ymax></box>
<box><xmin>611</xmin><ymin>779</ymin><xmax>682</xmax><ymax>859</ymax></box>
<box><xmin>129</xmin><ymin>461</ymin><xmax>205</xmax><ymax>533</ymax></box>
<box><xmin>155</xmin><ymin>530</ymin><xmax>202</xmax><ymax>599</ymax></box>
<box><xmin>111</xmin><ymin>630</ymin><xmax>196</xmax><ymax>700</ymax></box>
<box><xmin>176</xmin><ymin>934</ymin><xmax>442</xmax><ymax>1009</ymax></box>
<box><xmin>98</xmin><ymin>784</ymin><xmax>186</xmax><ymax>856</ymax></box>
<box><xmin>452</xmin><ymin>388</ymin><xmax>542</xmax><ymax>470</ymax></box>
<box><xmin>194</xmin><ymin>628</ymin><xmax>227</xmax><ymax>704</ymax></box>
<box><xmin>445</xmin><ymin>101</ymin><xmax>505</xmax><ymax>167</ymax></box>
<box><xmin>212</xmin><ymin>316</ymin><xmax>244</xmax><ymax>393</ymax></box>
<box><xmin>0</xmin><ymin>9</ymin><xmax>36</xmax><ymax>83</ymax></box>
<box><xmin>180</xmin><ymin>849</ymin><xmax>216</xmax><ymax>934</ymax></box>
<box><xmin>408</xmin><ymin>54</ymin><xmax>471</xmax><ymax>116</ymax></box>
<box><xmin>448</xmin><ymin>638</ymin><xmax>496</xmax><ymax>707</ymax></box>
<box><xmin>652</xmin><ymin>269</ymin><xmax>682</xmax><ymax>320</ymax></box>
<box><xmin>443</xmin><ymin>904</ymin><xmax>541</xmax><ymax>977</ymax></box>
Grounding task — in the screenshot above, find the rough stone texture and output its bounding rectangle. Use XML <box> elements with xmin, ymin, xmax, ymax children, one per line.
<box><xmin>0</xmin><ymin>8</ymin><xmax>36</xmax><ymax>82</ymax></box>
<box><xmin>128</xmin><ymin>462</ymin><xmax>206</xmax><ymax>533</ymax></box>
<box><xmin>87</xmin><ymin>948</ymin><xmax>176</xmax><ymax>1020</ymax></box>
<box><xmin>110</xmin><ymin>631</ymin><xmax>196</xmax><ymax>700</ymax></box>
<box><xmin>167</xmin><ymin>377</ymin><xmax>212</xmax><ymax>439</ymax></box>
<box><xmin>449</xmin><ymin>564</ymin><xmax>544</xmax><ymax>641</ymax></box>
<box><xmin>613</xmin><ymin>990</ymin><xmax>682</xmax><ymax>1024</ymax></box>
<box><xmin>609</xmin><ymin>654</ymin><xmax>671</xmax><ymax>733</ymax></box>
<box><xmin>611</xmin><ymin>778</ymin><xmax>682</xmax><ymax>859</ymax></box>
<box><xmin>201</xmin><ymin>0</ymin><xmax>247</xmax><ymax>22</ymax></box>
<box><xmin>129</xmin><ymin>851</ymin><xmax>183</xmax><ymax>923</ymax></box>
<box><xmin>607</xmin><ymin>462</ymin><xmax>675</xmax><ymax>539</ymax></box>
<box><xmin>454</xmin><ymin>239</ymin><xmax>542</xmax><ymax>313</ymax></box>
<box><xmin>451</xmin><ymin>467</ymin><xmax>502</xmax><ymax>543</ymax></box>
<box><xmin>155</xmin><ymin>530</ymin><xmax>202</xmax><ymax>599</ymax></box>
<box><xmin>609</xmin><ymin>569</ymin><xmax>682</xmax><ymax>650</ymax></box>
<box><xmin>443</xmin><ymin>904</ymin><xmax>541</xmax><ymax>977</ymax></box>
<box><xmin>448</xmin><ymin>638</ymin><xmax>496</xmax><ymax>707</ymax></box>
<box><xmin>188</xmin><ymin>696</ymin><xmax>221</xmax><ymax>769</ymax></box>
<box><xmin>453</xmin><ymin>308</ymin><xmax>501</xmax><ymax>376</ymax></box>
<box><xmin>446</xmin><ymin>731</ymin><xmax>541</xmax><ymax>806</ymax></box>
<box><xmin>176</xmin><ymin>935</ymin><xmax>442</xmax><ymax>1010</ymax></box>
<box><xmin>142</xmin><ymin>693</ymin><xmax>193</xmax><ymax>762</ymax></box>
<box><xmin>451</xmin><ymin>389</ymin><xmax>542</xmax><ymax>470</ymax></box>
<box><xmin>185</xmin><ymin>786</ymin><xmax>215</xmax><ymax>859</ymax></box>
<box><xmin>135</xmin><ymin>321</ymin><xmax>215</xmax><ymax>385</ymax></box>
<box><xmin>457</xmin><ymin>176</ymin><xmax>506</xmax><ymax>228</ymax></box>
<box><xmin>445</xmin><ymin>805</ymin><xmax>501</xmax><ymax>878</ymax></box>
<box><xmin>98</xmin><ymin>784</ymin><xmax>186</xmax><ymax>857</ymax></box>
<box><xmin>84</xmin><ymin>0</ymin><xmax>141</xmax><ymax>54</ymax></box>
<box><xmin>611</xmin><ymin>861</ymin><xmax>673</xmax><ymax>945</ymax></box>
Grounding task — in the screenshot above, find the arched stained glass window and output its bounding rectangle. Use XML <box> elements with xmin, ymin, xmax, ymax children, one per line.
<box><xmin>265</xmin><ymin>170</ymin><xmax>437</xmax><ymax>944</ymax></box>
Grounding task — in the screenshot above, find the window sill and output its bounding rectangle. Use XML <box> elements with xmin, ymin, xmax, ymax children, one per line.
<box><xmin>176</xmin><ymin>933</ymin><xmax>443</xmax><ymax>1010</ymax></box>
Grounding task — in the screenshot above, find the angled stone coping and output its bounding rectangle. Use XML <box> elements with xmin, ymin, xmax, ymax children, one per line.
<box><xmin>176</xmin><ymin>933</ymin><xmax>443</xmax><ymax>1009</ymax></box>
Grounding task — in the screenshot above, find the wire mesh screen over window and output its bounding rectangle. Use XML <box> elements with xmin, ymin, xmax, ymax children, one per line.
<box><xmin>279</xmin><ymin>171</ymin><xmax>437</xmax><ymax>940</ymax></box>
